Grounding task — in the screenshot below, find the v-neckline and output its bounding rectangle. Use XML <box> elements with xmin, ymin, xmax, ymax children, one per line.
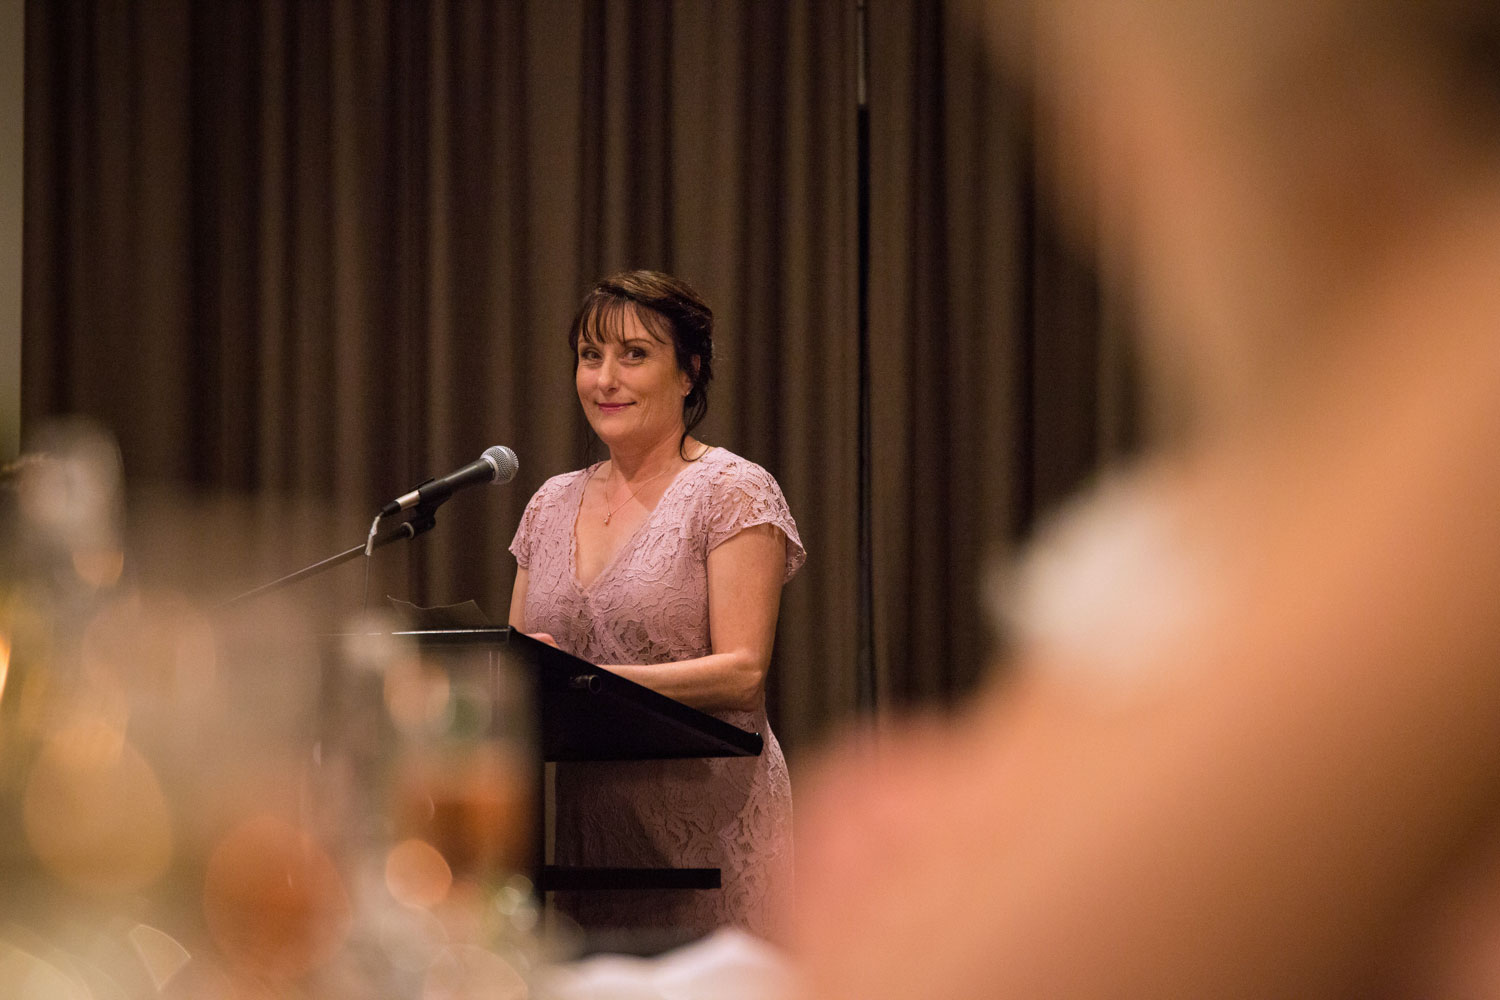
<box><xmin>568</xmin><ymin>451</ymin><xmax>709</xmax><ymax>592</ymax></box>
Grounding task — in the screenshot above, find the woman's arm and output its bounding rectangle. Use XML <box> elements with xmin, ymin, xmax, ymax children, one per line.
<box><xmin>605</xmin><ymin>521</ymin><xmax>787</xmax><ymax>713</ymax></box>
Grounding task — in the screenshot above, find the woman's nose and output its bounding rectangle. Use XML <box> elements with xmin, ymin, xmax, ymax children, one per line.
<box><xmin>597</xmin><ymin>355</ymin><xmax>619</xmax><ymax>387</ymax></box>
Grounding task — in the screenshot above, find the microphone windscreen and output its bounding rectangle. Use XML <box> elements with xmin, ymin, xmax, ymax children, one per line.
<box><xmin>483</xmin><ymin>445</ymin><xmax>520</xmax><ymax>484</ymax></box>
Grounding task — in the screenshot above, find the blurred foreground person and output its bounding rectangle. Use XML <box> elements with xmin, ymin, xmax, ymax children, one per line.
<box><xmin>791</xmin><ymin>1</ymin><xmax>1500</xmax><ymax>997</ymax></box>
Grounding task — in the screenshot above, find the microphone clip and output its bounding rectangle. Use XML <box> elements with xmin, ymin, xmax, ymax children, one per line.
<box><xmin>363</xmin><ymin>500</ymin><xmax>441</xmax><ymax>557</ymax></box>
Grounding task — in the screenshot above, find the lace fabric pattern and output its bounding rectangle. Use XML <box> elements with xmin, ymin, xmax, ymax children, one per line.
<box><xmin>510</xmin><ymin>448</ymin><xmax>805</xmax><ymax>938</ymax></box>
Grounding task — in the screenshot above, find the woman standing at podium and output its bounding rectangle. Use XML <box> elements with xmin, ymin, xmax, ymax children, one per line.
<box><xmin>508</xmin><ymin>269</ymin><xmax>805</xmax><ymax>941</ymax></box>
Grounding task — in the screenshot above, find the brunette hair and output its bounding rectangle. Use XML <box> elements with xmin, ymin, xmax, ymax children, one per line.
<box><xmin>568</xmin><ymin>270</ymin><xmax>715</xmax><ymax>453</ymax></box>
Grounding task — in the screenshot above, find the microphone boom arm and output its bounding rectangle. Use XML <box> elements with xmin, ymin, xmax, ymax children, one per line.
<box><xmin>219</xmin><ymin>504</ymin><xmax>440</xmax><ymax>609</ymax></box>
<box><xmin>221</xmin><ymin>446</ymin><xmax>516</xmax><ymax>611</ymax></box>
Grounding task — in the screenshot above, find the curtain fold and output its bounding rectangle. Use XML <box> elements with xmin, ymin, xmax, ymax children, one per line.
<box><xmin>865</xmin><ymin>0</ymin><xmax>1136</xmax><ymax>706</ymax></box>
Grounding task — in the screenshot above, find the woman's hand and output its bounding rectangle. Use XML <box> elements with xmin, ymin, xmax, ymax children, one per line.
<box><xmin>607</xmin><ymin>522</ymin><xmax>786</xmax><ymax>712</ymax></box>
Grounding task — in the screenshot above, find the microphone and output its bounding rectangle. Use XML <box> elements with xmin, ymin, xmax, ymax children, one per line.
<box><xmin>379</xmin><ymin>445</ymin><xmax>519</xmax><ymax>517</ymax></box>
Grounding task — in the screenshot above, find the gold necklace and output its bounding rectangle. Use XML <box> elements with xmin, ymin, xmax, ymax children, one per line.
<box><xmin>601</xmin><ymin>464</ymin><xmax>676</xmax><ymax>526</ymax></box>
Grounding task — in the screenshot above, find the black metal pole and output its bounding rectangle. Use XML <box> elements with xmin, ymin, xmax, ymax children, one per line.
<box><xmin>218</xmin><ymin>509</ymin><xmax>437</xmax><ymax>609</ymax></box>
<box><xmin>854</xmin><ymin>0</ymin><xmax>876</xmax><ymax>714</ymax></box>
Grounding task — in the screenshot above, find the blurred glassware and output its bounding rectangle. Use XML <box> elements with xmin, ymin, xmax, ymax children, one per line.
<box><xmin>0</xmin><ymin>420</ymin><xmax>548</xmax><ymax>998</ymax></box>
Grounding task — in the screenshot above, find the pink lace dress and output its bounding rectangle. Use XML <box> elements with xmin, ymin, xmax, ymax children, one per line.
<box><xmin>509</xmin><ymin>447</ymin><xmax>805</xmax><ymax>939</ymax></box>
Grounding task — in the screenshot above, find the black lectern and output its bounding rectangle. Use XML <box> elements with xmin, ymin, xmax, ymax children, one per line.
<box><xmin>401</xmin><ymin>627</ymin><xmax>762</xmax><ymax>892</ymax></box>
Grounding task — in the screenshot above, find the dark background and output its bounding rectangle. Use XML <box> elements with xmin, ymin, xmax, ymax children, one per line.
<box><xmin>21</xmin><ymin>0</ymin><xmax>1137</xmax><ymax>757</ymax></box>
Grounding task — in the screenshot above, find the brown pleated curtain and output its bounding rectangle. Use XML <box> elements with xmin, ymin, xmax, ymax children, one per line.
<box><xmin>866</xmin><ymin>0</ymin><xmax>1137</xmax><ymax>704</ymax></box>
<box><xmin>21</xmin><ymin>0</ymin><xmax>1130</xmax><ymax>757</ymax></box>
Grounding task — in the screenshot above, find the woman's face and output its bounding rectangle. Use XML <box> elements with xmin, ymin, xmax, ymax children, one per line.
<box><xmin>575</xmin><ymin>306</ymin><xmax>693</xmax><ymax>452</ymax></box>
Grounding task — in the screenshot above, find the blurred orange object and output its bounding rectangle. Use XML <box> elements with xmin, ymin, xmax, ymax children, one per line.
<box><xmin>202</xmin><ymin>814</ymin><xmax>352</xmax><ymax>981</ymax></box>
<box><xmin>23</xmin><ymin>719</ymin><xmax>173</xmax><ymax>894</ymax></box>
<box><xmin>391</xmin><ymin>743</ymin><xmax>534</xmax><ymax>882</ymax></box>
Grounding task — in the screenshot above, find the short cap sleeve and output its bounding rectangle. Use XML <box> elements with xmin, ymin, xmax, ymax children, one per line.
<box><xmin>701</xmin><ymin>457</ymin><xmax>806</xmax><ymax>583</ymax></box>
<box><xmin>509</xmin><ymin>474</ymin><xmax>573</xmax><ymax>569</ymax></box>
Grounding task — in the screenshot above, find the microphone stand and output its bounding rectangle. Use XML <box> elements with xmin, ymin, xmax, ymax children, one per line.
<box><xmin>219</xmin><ymin>503</ymin><xmax>440</xmax><ymax>609</ymax></box>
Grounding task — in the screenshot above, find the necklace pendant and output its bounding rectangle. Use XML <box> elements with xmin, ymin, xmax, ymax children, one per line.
<box><xmin>604</xmin><ymin>513</ymin><xmax>611</xmax><ymax>526</ymax></box>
